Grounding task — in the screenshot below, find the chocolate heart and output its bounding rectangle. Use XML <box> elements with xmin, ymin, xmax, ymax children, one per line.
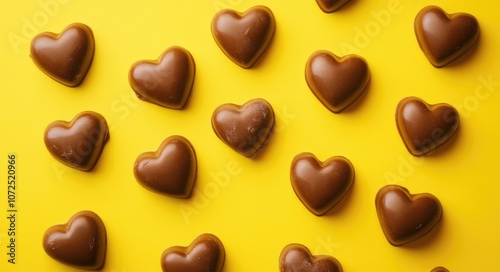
<box><xmin>30</xmin><ymin>23</ymin><xmax>95</xmax><ymax>87</ymax></box>
<box><xmin>129</xmin><ymin>46</ymin><xmax>195</xmax><ymax>109</ymax></box>
<box><xmin>290</xmin><ymin>153</ymin><xmax>354</xmax><ymax>216</ymax></box>
<box><xmin>414</xmin><ymin>6</ymin><xmax>480</xmax><ymax>67</ymax></box>
<box><xmin>44</xmin><ymin>111</ymin><xmax>109</xmax><ymax>171</ymax></box>
<box><xmin>431</xmin><ymin>267</ymin><xmax>449</xmax><ymax>272</ymax></box>
<box><xmin>396</xmin><ymin>97</ymin><xmax>459</xmax><ymax>156</ymax></box>
<box><xmin>279</xmin><ymin>243</ymin><xmax>343</xmax><ymax>272</ymax></box>
<box><xmin>305</xmin><ymin>50</ymin><xmax>370</xmax><ymax>113</ymax></box>
<box><xmin>211</xmin><ymin>98</ymin><xmax>275</xmax><ymax>157</ymax></box>
<box><xmin>161</xmin><ymin>233</ymin><xmax>225</xmax><ymax>272</ymax></box>
<box><xmin>375</xmin><ymin>185</ymin><xmax>443</xmax><ymax>246</ymax></box>
<box><xmin>134</xmin><ymin>135</ymin><xmax>197</xmax><ymax>198</ymax></box>
<box><xmin>211</xmin><ymin>5</ymin><xmax>276</xmax><ymax>68</ymax></box>
<box><xmin>43</xmin><ymin>211</ymin><xmax>107</xmax><ymax>270</ymax></box>
<box><xmin>315</xmin><ymin>0</ymin><xmax>352</xmax><ymax>13</ymax></box>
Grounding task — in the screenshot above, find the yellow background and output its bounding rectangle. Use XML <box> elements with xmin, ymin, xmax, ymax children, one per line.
<box><xmin>1</xmin><ymin>0</ymin><xmax>500</xmax><ymax>271</ymax></box>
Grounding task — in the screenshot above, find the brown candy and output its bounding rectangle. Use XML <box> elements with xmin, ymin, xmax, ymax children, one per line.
<box><xmin>134</xmin><ymin>135</ymin><xmax>197</xmax><ymax>198</ymax></box>
<box><xmin>414</xmin><ymin>6</ymin><xmax>480</xmax><ymax>67</ymax></box>
<box><xmin>305</xmin><ymin>51</ymin><xmax>370</xmax><ymax>113</ymax></box>
<box><xmin>375</xmin><ymin>185</ymin><xmax>442</xmax><ymax>246</ymax></box>
<box><xmin>43</xmin><ymin>211</ymin><xmax>107</xmax><ymax>270</ymax></box>
<box><xmin>211</xmin><ymin>6</ymin><xmax>276</xmax><ymax>68</ymax></box>
<box><xmin>431</xmin><ymin>267</ymin><xmax>449</xmax><ymax>272</ymax></box>
<box><xmin>211</xmin><ymin>98</ymin><xmax>275</xmax><ymax>157</ymax></box>
<box><xmin>279</xmin><ymin>243</ymin><xmax>343</xmax><ymax>272</ymax></box>
<box><xmin>315</xmin><ymin>0</ymin><xmax>352</xmax><ymax>13</ymax></box>
<box><xmin>290</xmin><ymin>153</ymin><xmax>354</xmax><ymax>216</ymax></box>
<box><xmin>161</xmin><ymin>233</ymin><xmax>225</xmax><ymax>272</ymax></box>
<box><xmin>129</xmin><ymin>46</ymin><xmax>195</xmax><ymax>109</ymax></box>
<box><xmin>395</xmin><ymin>97</ymin><xmax>459</xmax><ymax>156</ymax></box>
<box><xmin>44</xmin><ymin>111</ymin><xmax>109</xmax><ymax>171</ymax></box>
<box><xmin>30</xmin><ymin>23</ymin><xmax>95</xmax><ymax>87</ymax></box>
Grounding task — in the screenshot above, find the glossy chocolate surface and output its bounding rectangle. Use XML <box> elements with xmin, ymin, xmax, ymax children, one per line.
<box><xmin>376</xmin><ymin>185</ymin><xmax>442</xmax><ymax>246</ymax></box>
<box><xmin>305</xmin><ymin>51</ymin><xmax>370</xmax><ymax>113</ymax></box>
<box><xmin>396</xmin><ymin>97</ymin><xmax>459</xmax><ymax>156</ymax></box>
<box><xmin>161</xmin><ymin>233</ymin><xmax>225</xmax><ymax>272</ymax></box>
<box><xmin>279</xmin><ymin>243</ymin><xmax>343</xmax><ymax>272</ymax></box>
<box><xmin>212</xmin><ymin>98</ymin><xmax>274</xmax><ymax>157</ymax></box>
<box><xmin>43</xmin><ymin>211</ymin><xmax>107</xmax><ymax>270</ymax></box>
<box><xmin>415</xmin><ymin>6</ymin><xmax>479</xmax><ymax>67</ymax></box>
<box><xmin>134</xmin><ymin>135</ymin><xmax>197</xmax><ymax>198</ymax></box>
<box><xmin>315</xmin><ymin>0</ymin><xmax>352</xmax><ymax>13</ymax></box>
<box><xmin>30</xmin><ymin>23</ymin><xmax>95</xmax><ymax>87</ymax></box>
<box><xmin>290</xmin><ymin>153</ymin><xmax>354</xmax><ymax>216</ymax></box>
<box><xmin>431</xmin><ymin>267</ymin><xmax>449</xmax><ymax>272</ymax></box>
<box><xmin>129</xmin><ymin>46</ymin><xmax>195</xmax><ymax>109</ymax></box>
<box><xmin>44</xmin><ymin>111</ymin><xmax>109</xmax><ymax>171</ymax></box>
<box><xmin>211</xmin><ymin>6</ymin><xmax>275</xmax><ymax>68</ymax></box>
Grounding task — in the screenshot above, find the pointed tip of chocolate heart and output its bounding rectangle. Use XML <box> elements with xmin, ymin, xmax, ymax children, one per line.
<box><xmin>30</xmin><ymin>23</ymin><xmax>95</xmax><ymax>87</ymax></box>
<box><xmin>279</xmin><ymin>243</ymin><xmax>343</xmax><ymax>272</ymax></box>
<box><xmin>315</xmin><ymin>0</ymin><xmax>352</xmax><ymax>13</ymax></box>
<box><xmin>414</xmin><ymin>5</ymin><xmax>480</xmax><ymax>68</ymax></box>
<box><xmin>43</xmin><ymin>210</ymin><xmax>107</xmax><ymax>270</ymax></box>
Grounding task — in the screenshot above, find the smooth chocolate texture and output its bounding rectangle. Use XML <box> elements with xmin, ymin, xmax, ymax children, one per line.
<box><xmin>212</xmin><ymin>98</ymin><xmax>274</xmax><ymax>157</ymax></box>
<box><xmin>43</xmin><ymin>211</ymin><xmax>107</xmax><ymax>270</ymax></box>
<box><xmin>129</xmin><ymin>46</ymin><xmax>195</xmax><ymax>109</ymax></box>
<box><xmin>396</xmin><ymin>97</ymin><xmax>459</xmax><ymax>156</ymax></box>
<box><xmin>161</xmin><ymin>233</ymin><xmax>225</xmax><ymax>272</ymax></box>
<box><xmin>305</xmin><ymin>51</ymin><xmax>370</xmax><ymax>113</ymax></box>
<box><xmin>431</xmin><ymin>267</ymin><xmax>449</xmax><ymax>272</ymax></box>
<box><xmin>375</xmin><ymin>185</ymin><xmax>442</xmax><ymax>246</ymax></box>
<box><xmin>290</xmin><ymin>153</ymin><xmax>354</xmax><ymax>216</ymax></box>
<box><xmin>44</xmin><ymin>111</ymin><xmax>109</xmax><ymax>171</ymax></box>
<box><xmin>211</xmin><ymin>6</ymin><xmax>275</xmax><ymax>68</ymax></box>
<box><xmin>279</xmin><ymin>243</ymin><xmax>343</xmax><ymax>272</ymax></box>
<box><xmin>134</xmin><ymin>135</ymin><xmax>197</xmax><ymax>198</ymax></box>
<box><xmin>315</xmin><ymin>0</ymin><xmax>352</xmax><ymax>13</ymax></box>
<box><xmin>415</xmin><ymin>6</ymin><xmax>479</xmax><ymax>67</ymax></box>
<box><xmin>30</xmin><ymin>23</ymin><xmax>95</xmax><ymax>87</ymax></box>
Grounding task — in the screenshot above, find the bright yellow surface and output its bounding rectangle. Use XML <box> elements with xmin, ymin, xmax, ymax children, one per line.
<box><xmin>1</xmin><ymin>0</ymin><xmax>500</xmax><ymax>271</ymax></box>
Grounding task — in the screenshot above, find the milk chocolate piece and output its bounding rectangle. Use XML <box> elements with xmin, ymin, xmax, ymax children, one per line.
<box><xmin>305</xmin><ymin>50</ymin><xmax>370</xmax><ymax>113</ymax></box>
<box><xmin>211</xmin><ymin>6</ymin><xmax>275</xmax><ymax>68</ymax></box>
<box><xmin>376</xmin><ymin>185</ymin><xmax>442</xmax><ymax>246</ymax></box>
<box><xmin>315</xmin><ymin>0</ymin><xmax>352</xmax><ymax>13</ymax></box>
<box><xmin>396</xmin><ymin>97</ymin><xmax>459</xmax><ymax>156</ymax></box>
<box><xmin>431</xmin><ymin>267</ymin><xmax>449</xmax><ymax>272</ymax></box>
<box><xmin>161</xmin><ymin>233</ymin><xmax>225</xmax><ymax>272</ymax></box>
<box><xmin>414</xmin><ymin>6</ymin><xmax>479</xmax><ymax>67</ymax></box>
<box><xmin>30</xmin><ymin>23</ymin><xmax>95</xmax><ymax>87</ymax></box>
<box><xmin>129</xmin><ymin>46</ymin><xmax>195</xmax><ymax>109</ymax></box>
<box><xmin>212</xmin><ymin>98</ymin><xmax>274</xmax><ymax>157</ymax></box>
<box><xmin>279</xmin><ymin>243</ymin><xmax>343</xmax><ymax>272</ymax></box>
<box><xmin>43</xmin><ymin>211</ymin><xmax>107</xmax><ymax>270</ymax></box>
<box><xmin>44</xmin><ymin>111</ymin><xmax>109</xmax><ymax>171</ymax></box>
<box><xmin>290</xmin><ymin>153</ymin><xmax>354</xmax><ymax>216</ymax></box>
<box><xmin>134</xmin><ymin>135</ymin><xmax>197</xmax><ymax>198</ymax></box>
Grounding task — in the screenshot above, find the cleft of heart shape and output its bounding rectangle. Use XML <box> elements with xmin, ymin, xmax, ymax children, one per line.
<box><xmin>290</xmin><ymin>153</ymin><xmax>354</xmax><ymax>216</ymax></box>
<box><xmin>30</xmin><ymin>23</ymin><xmax>95</xmax><ymax>87</ymax></box>
<box><xmin>129</xmin><ymin>46</ymin><xmax>195</xmax><ymax>109</ymax></box>
<box><xmin>305</xmin><ymin>50</ymin><xmax>370</xmax><ymax>113</ymax></box>
<box><xmin>279</xmin><ymin>243</ymin><xmax>343</xmax><ymax>272</ymax></box>
<box><xmin>161</xmin><ymin>233</ymin><xmax>225</xmax><ymax>272</ymax></box>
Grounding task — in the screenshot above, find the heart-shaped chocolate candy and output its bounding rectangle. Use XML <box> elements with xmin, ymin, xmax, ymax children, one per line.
<box><xmin>43</xmin><ymin>211</ymin><xmax>107</xmax><ymax>270</ymax></box>
<box><xmin>396</xmin><ymin>97</ymin><xmax>459</xmax><ymax>156</ymax></box>
<box><xmin>305</xmin><ymin>51</ymin><xmax>370</xmax><ymax>113</ymax></box>
<box><xmin>376</xmin><ymin>185</ymin><xmax>443</xmax><ymax>246</ymax></box>
<box><xmin>211</xmin><ymin>6</ymin><xmax>275</xmax><ymax>68</ymax></box>
<box><xmin>431</xmin><ymin>267</ymin><xmax>449</xmax><ymax>272</ymax></box>
<box><xmin>129</xmin><ymin>46</ymin><xmax>195</xmax><ymax>109</ymax></box>
<box><xmin>161</xmin><ymin>233</ymin><xmax>225</xmax><ymax>272</ymax></box>
<box><xmin>290</xmin><ymin>153</ymin><xmax>354</xmax><ymax>216</ymax></box>
<box><xmin>315</xmin><ymin>0</ymin><xmax>352</xmax><ymax>13</ymax></box>
<box><xmin>134</xmin><ymin>135</ymin><xmax>197</xmax><ymax>198</ymax></box>
<box><xmin>44</xmin><ymin>111</ymin><xmax>109</xmax><ymax>171</ymax></box>
<box><xmin>414</xmin><ymin>6</ymin><xmax>480</xmax><ymax>67</ymax></box>
<box><xmin>279</xmin><ymin>243</ymin><xmax>343</xmax><ymax>272</ymax></box>
<box><xmin>212</xmin><ymin>98</ymin><xmax>275</xmax><ymax>157</ymax></box>
<box><xmin>30</xmin><ymin>23</ymin><xmax>95</xmax><ymax>87</ymax></box>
